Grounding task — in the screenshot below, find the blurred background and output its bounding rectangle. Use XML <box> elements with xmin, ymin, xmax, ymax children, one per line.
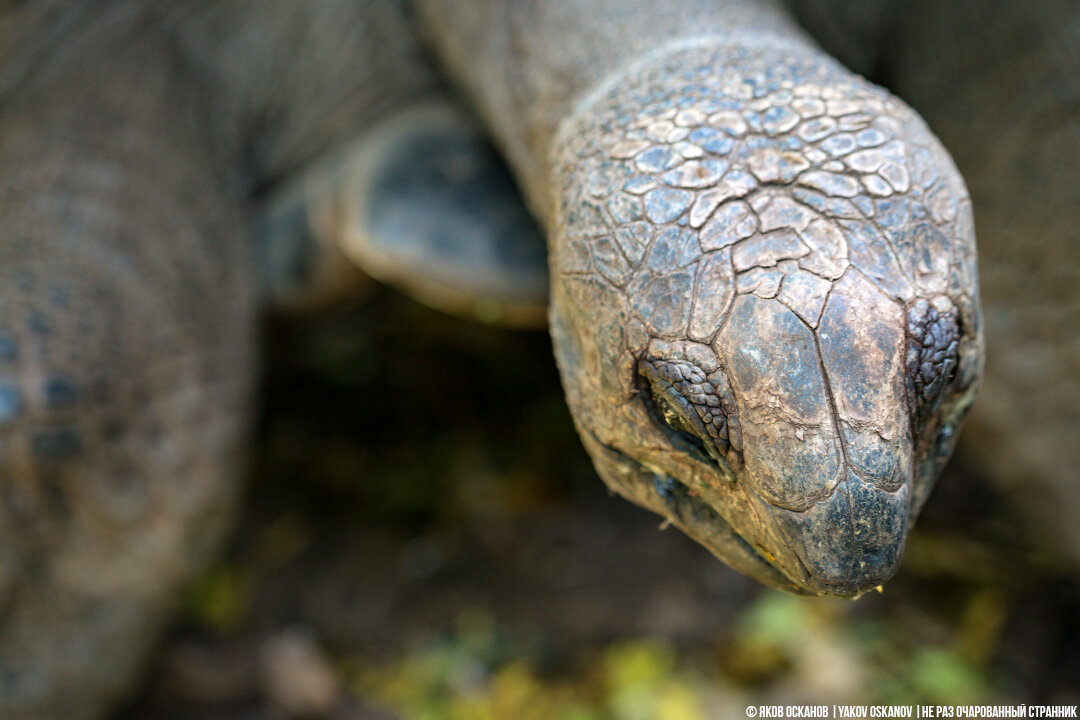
<box><xmin>116</xmin><ymin>286</ymin><xmax>1080</xmax><ymax>720</ymax></box>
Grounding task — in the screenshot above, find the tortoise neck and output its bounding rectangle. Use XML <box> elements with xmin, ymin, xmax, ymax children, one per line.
<box><xmin>417</xmin><ymin>0</ymin><xmax>816</xmax><ymax>222</ymax></box>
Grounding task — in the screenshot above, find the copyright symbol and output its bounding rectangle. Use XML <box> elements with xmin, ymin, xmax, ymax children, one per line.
<box><xmin>746</xmin><ymin>707</ymin><xmax>757</xmax><ymax>717</ymax></box>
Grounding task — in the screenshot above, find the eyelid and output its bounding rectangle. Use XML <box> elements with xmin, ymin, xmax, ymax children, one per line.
<box><xmin>904</xmin><ymin>299</ymin><xmax>963</xmax><ymax>430</ymax></box>
<box><xmin>638</xmin><ymin>360</ymin><xmax>718</xmax><ymax>462</ymax></box>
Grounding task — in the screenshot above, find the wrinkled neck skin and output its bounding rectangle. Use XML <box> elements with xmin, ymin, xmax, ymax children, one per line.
<box><xmin>421</xmin><ymin>0</ymin><xmax>983</xmax><ymax>596</ymax></box>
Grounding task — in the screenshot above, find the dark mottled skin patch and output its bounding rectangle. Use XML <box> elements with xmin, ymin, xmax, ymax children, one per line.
<box><xmin>0</xmin><ymin>380</ymin><xmax>22</xmax><ymax>423</ymax></box>
<box><xmin>14</xmin><ymin>271</ymin><xmax>34</xmax><ymax>292</ymax></box>
<box><xmin>43</xmin><ymin>377</ymin><xmax>79</xmax><ymax>409</ymax></box>
<box><xmin>25</xmin><ymin>312</ymin><xmax>51</xmax><ymax>336</ymax></box>
<box><xmin>31</xmin><ymin>428</ymin><xmax>84</xmax><ymax>462</ymax></box>
<box><xmin>48</xmin><ymin>285</ymin><xmax>70</xmax><ymax>308</ymax></box>
<box><xmin>0</xmin><ymin>332</ymin><xmax>16</xmax><ymax>363</ymax></box>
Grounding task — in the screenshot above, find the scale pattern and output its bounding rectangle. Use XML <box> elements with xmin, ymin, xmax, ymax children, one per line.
<box><xmin>549</xmin><ymin>41</ymin><xmax>983</xmax><ymax>594</ymax></box>
<box><xmin>0</xmin><ymin>2</ymin><xmax>439</xmax><ymax>718</ymax></box>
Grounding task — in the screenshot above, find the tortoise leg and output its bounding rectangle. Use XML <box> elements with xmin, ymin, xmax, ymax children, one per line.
<box><xmin>0</xmin><ymin>13</ymin><xmax>255</xmax><ymax>720</ymax></box>
<box><xmin>256</xmin><ymin>99</ymin><xmax>550</xmax><ymax>327</ymax></box>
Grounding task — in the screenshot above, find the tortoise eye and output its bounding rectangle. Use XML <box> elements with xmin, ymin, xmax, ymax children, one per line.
<box><xmin>638</xmin><ymin>360</ymin><xmax>718</xmax><ymax>464</ymax></box>
<box><xmin>905</xmin><ymin>298</ymin><xmax>962</xmax><ymax>431</ymax></box>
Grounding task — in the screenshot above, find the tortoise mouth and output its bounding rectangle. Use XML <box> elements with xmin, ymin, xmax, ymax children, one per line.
<box><xmin>582</xmin><ymin>431</ymin><xmax>811</xmax><ymax>594</ymax></box>
<box><xmin>656</xmin><ymin>466</ymin><xmax>902</xmax><ymax>598</ymax></box>
<box><xmin>585</xmin><ymin>428</ymin><xmax>906</xmax><ymax>597</ymax></box>
<box><xmin>650</xmin><ymin>471</ymin><xmax>808</xmax><ymax>590</ymax></box>
<box><xmin>651</xmin><ymin>470</ymin><xmax>816</xmax><ymax>594</ymax></box>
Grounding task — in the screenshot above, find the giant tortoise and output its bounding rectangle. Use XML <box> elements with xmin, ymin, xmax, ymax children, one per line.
<box><xmin>0</xmin><ymin>0</ymin><xmax>1075</xmax><ymax>718</ymax></box>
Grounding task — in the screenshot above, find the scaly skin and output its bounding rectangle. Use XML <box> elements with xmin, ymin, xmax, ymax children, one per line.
<box><xmin>0</xmin><ymin>9</ymin><xmax>255</xmax><ymax>717</ymax></box>
<box><xmin>419</xmin><ymin>0</ymin><xmax>983</xmax><ymax>596</ymax></box>
<box><xmin>0</xmin><ymin>2</ymin><xmax>438</xmax><ymax>718</ymax></box>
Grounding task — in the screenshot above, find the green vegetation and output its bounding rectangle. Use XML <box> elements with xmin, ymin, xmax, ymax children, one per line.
<box><xmin>341</xmin><ymin>589</ymin><xmax>1004</xmax><ymax>720</ymax></box>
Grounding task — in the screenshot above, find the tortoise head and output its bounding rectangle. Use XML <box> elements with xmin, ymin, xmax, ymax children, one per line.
<box><xmin>548</xmin><ymin>46</ymin><xmax>983</xmax><ymax>596</ymax></box>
